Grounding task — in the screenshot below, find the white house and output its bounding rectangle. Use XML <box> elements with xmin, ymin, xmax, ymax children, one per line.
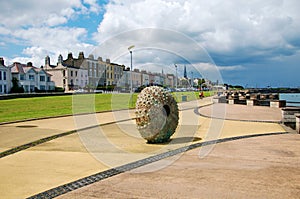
<box><xmin>0</xmin><ymin>58</ymin><xmax>11</xmax><ymax>94</ymax></box>
<box><xmin>11</xmin><ymin>62</ymin><xmax>55</xmax><ymax>92</ymax></box>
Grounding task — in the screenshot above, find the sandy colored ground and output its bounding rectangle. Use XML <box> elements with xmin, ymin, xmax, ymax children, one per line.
<box><xmin>199</xmin><ymin>103</ymin><xmax>282</xmax><ymax>122</ymax></box>
<box><xmin>58</xmin><ymin>133</ymin><xmax>300</xmax><ymax>199</ymax></box>
<box><xmin>0</xmin><ymin>98</ymin><xmax>295</xmax><ymax>198</ymax></box>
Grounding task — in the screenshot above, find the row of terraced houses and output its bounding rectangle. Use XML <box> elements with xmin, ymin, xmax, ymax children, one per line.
<box><xmin>0</xmin><ymin>52</ymin><xmax>177</xmax><ymax>94</ymax></box>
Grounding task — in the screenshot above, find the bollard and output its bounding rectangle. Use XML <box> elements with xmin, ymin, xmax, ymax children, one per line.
<box><xmin>295</xmin><ymin>114</ymin><xmax>300</xmax><ymax>134</ymax></box>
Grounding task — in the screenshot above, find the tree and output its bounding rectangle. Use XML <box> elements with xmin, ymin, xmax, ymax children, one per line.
<box><xmin>10</xmin><ymin>77</ymin><xmax>24</xmax><ymax>93</ymax></box>
<box><xmin>198</xmin><ymin>78</ymin><xmax>205</xmax><ymax>90</ymax></box>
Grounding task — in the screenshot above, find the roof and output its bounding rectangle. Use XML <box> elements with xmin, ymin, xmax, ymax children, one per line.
<box><xmin>10</xmin><ymin>62</ymin><xmax>52</xmax><ymax>76</ymax></box>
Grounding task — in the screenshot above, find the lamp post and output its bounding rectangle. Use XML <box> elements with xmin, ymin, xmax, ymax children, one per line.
<box><xmin>128</xmin><ymin>45</ymin><xmax>135</xmax><ymax>93</ymax></box>
<box><xmin>174</xmin><ymin>64</ymin><xmax>178</xmax><ymax>90</ymax></box>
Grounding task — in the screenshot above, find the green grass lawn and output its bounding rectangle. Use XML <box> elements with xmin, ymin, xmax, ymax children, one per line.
<box><xmin>0</xmin><ymin>91</ymin><xmax>212</xmax><ymax>123</ymax></box>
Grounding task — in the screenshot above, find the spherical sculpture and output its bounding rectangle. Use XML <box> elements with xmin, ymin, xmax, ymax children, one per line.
<box><xmin>135</xmin><ymin>86</ymin><xmax>179</xmax><ymax>143</ymax></box>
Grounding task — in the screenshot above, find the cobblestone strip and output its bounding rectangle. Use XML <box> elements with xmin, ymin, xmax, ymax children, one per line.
<box><xmin>0</xmin><ymin>118</ymin><xmax>133</xmax><ymax>159</ymax></box>
<box><xmin>27</xmin><ymin>131</ymin><xmax>287</xmax><ymax>199</ymax></box>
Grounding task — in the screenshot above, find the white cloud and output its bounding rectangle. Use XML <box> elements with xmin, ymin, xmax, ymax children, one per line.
<box><xmin>94</xmin><ymin>0</ymin><xmax>300</xmax><ymax>64</ymax></box>
<box><xmin>0</xmin><ymin>0</ymin><xmax>101</xmax><ymax>66</ymax></box>
<box><xmin>218</xmin><ymin>65</ymin><xmax>244</xmax><ymax>71</ymax></box>
<box><xmin>4</xmin><ymin>27</ymin><xmax>94</xmax><ymax>66</ymax></box>
<box><xmin>0</xmin><ymin>0</ymin><xmax>83</xmax><ymax>28</ymax></box>
<box><xmin>83</xmin><ymin>0</ymin><xmax>103</xmax><ymax>13</ymax></box>
<box><xmin>0</xmin><ymin>0</ymin><xmax>103</xmax><ymax>29</ymax></box>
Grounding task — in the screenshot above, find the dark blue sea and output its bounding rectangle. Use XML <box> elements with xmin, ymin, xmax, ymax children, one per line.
<box><xmin>279</xmin><ymin>93</ymin><xmax>300</xmax><ymax>107</ymax></box>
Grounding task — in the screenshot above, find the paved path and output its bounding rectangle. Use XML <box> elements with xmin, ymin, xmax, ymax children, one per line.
<box><xmin>0</xmin><ymin>99</ymin><xmax>292</xmax><ymax>198</ymax></box>
<box><xmin>58</xmin><ymin>133</ymin><xmax>300</xmax><ymax>199</ymax></box>
<box><xmin>199</xmin><ymin>103</ymin><xmax>282</xmax><ymax>122</ymax></box>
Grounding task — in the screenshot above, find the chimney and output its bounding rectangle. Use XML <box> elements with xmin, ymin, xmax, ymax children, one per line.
<box><xmin>45</xmin><ymin>55</ymin><xmax>50</xmax><ymax>66</ymax></box>
<box><xmin>0</xmin><ymin>57</ymin><xmax>4</xmax><ymax>66</ymax></box>
<box><xmin>57</xmin><ymin>54</ymin><xmax>63</xmax><ymax>64</ymax></box>
<box><xmin>78</xmin><ymin>52</ymin><xmax>84</xmax><ymax>60</ymax></box>
<box><xmin>67</xmin><ymin>52</ymin><xmax>73</xmax><ymax>60</ymax></box>
<box><xmin>106</xmin><ymin>59</ymin><xmax>110</xmax><ymax>63</ymax></box>
<box><xmin>27</xmin><ymin>62</ymin><xmax>33</xmax><ymax>67</ymax></box>
<box><xmin>88</xmin><ymin>54</ymin><xmax>94</xmax><ymax>59</ymax></box>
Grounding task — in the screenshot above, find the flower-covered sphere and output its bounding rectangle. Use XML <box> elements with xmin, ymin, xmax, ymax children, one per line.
<box><xmin>135</xmin><ymin>86</ymin><xmax>179</xmax><ymax>143</ymax></box>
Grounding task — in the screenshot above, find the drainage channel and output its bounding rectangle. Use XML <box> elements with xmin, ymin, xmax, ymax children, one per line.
<box><xmin>28</xmin><ymin>131</ymin><xmax>287</xmax><ymax>199</ymax></box>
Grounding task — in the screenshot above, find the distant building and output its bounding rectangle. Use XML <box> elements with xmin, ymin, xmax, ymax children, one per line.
<box><xmin>45</xmin><ymin>52</ymin><xmax>123</xmax><ymax>91</ymax></box>
<box><xmin>141</xmin><ymin>70</ymin><xmax>149</xmax><ymax>86</ymax></box>
<box><xmin>0</xmin><ymin>58</ymin><xmax>11</xmax><ymax>94</ymax></box>
<box><xmin>118</xmin><ymin>67</ymin><xmax>176</xmax><ymax>91</ymax></box>
<box><xmin>165</xmin><ymin>74</ymin><xmax>175</xmax><ymax>88</ymax></box>
<box><xmin>45</xmin><ymin>52</ymin><xmax>88</xmax><ymax>91</ymax></box>
<box><xmin>11</xmin><ymin>62</ymin><xmax>55</xmax><ymax>92</ymax></box>
<box><xmin>132</xmin><ymin>69</ymin><xmax>142</xmax><ymax>89</ymax></box>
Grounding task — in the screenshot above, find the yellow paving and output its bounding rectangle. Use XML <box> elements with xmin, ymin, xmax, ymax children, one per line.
<box><xmin>0</xmin><ymin>97</ymin><xmax>287</xmax><ymax>198</ymax></box>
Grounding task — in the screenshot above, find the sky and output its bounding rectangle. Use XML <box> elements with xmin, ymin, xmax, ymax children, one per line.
<box><xmin>0</xmin><ymin>0</ymin><xmax>300</xmax><ymax>88</ymax></box>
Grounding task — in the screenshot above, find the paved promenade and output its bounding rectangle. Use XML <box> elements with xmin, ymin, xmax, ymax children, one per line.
<box><xmin>0</xmin><ymin>98</ymin><xmax>299</xmax><ymax>198</ymax></box>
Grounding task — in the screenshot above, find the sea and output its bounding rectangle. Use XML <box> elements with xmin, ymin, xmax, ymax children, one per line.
<box><xmin>279</xmin><ymin>93</ymin><xmax>300</xmax><ymax>107</ymax></box>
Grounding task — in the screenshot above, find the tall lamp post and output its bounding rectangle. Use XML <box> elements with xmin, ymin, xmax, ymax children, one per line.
<box><xmin>174</xmin><ymin>64</ymin><xmax>178</xmax><ymax>90</ymax></box>
<box><xmin>128</xmin><ymin>45</ymin><xmax>135</xmax><ymax>93</ymax></box>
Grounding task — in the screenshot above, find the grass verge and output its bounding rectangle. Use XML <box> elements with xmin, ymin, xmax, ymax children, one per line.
<box><xmin>0</xmin><ymin>91</ymin><xmax>212</xmax><ymax>123</ymax></box>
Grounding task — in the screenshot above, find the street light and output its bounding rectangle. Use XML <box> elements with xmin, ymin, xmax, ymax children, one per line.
<box><xmin>174</xmin><ymin>64</ymin><xmax>178</xmax><ymax>90</ymax></box>
<box><xmin>128</xmin><ymin>45</ymin><xmax>135</xmax><ymax>93</ymax></box>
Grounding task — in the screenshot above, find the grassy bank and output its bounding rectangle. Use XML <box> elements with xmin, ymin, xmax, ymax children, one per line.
<box><xmin>0</xmin><ymin>91</ymin><xmax>212</xmax><ymax>123</ymax></box>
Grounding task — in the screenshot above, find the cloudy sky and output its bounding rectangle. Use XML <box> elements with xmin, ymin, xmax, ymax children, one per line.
<box><xmin>0</xmin><ymin>0</ymin><xmax>299</xmax><ymax>88</ymax></box>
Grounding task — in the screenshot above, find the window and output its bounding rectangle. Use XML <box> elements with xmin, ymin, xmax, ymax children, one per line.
<box><xmin>75</xmin><ymin>71</ymin><xmax>78</xmax><ymax>77</ymax></box>
<box><xmin>29</xmin><ymin>75</ymin><xmax>34</xmax><ymax>81</ymax></box>
<box><xmin>40</xmin><ymin>76</ymin><xmax>45</xmax><ymax>82</ymax></box>
<box><xmin>47</xmin><ymin>76</ymin><xmax>50</xmax><ymax>82</ymax></box>
<box><xmin>70</xmin><ymin>71</ymin><xmax>73</xmax><ymax>77</ymax></box>
<box><xmin>63</xmin><ymin>79</ymin><xmax>66</xmax><ymax>84</ymax></box>
<box><xmin>40</xmin><ymin>85</ymin><xmax>45</xmax><ymax>90</ymax></box>
<box><xmin>0</xmin><ymin>71</ymin><xmax>2</xmax><ymax>80</ymax></box>
<box><xmin>3</xmin><ymin>85</ymin><xmax>6</xmax><ymax>93</ymax></box>
<box><xmin>0</xmin><ymin>85</ymin><xmax>2</xmax><ymax>93</ymax></box>
<box><xmin>63</xmin><ymin>70</ymin><xmax>66</xmax><ymax>77</ymax></box>
<box><xmin>3</xmin><ymin>72</ymin><xmax>6</xmax><ymax>80</ymax></box>
<box><xmin>20</xmin><ymin>74</ymin><xmax>25</xmax><ymax>80</ymax></box>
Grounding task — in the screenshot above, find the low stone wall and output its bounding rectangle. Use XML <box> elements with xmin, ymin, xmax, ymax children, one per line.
<box><xmin>270</xmin><ymin>100</ymin><xmax>286</xmax><ymax>108</ymax></box>
<box><xmin>212</xmin><ymin>96</ymin><xmax>227</xmax><ymax>103</ymax></box>
<box><xmin>247</xmin><ymin>99</ymin><xmax>260</xmax><ymax>106</ymax></box>
<box><xmin>281</xmin><ymin>107</ymin><xmax>300</xmax><ymax>129</ymax></box>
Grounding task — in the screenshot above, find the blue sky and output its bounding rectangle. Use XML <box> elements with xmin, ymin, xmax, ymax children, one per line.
<box><xmin>0</xmin><ymin>0</ymin><xmax>300</xmax><ymax>88</ymax></box>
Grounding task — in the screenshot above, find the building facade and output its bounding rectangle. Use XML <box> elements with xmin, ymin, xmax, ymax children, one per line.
<box><xmin>45</xmin><ymin>52</ymin><xmax>124</xmax><ymax>91</ymax></box>
<box><xmin>11</xmin><ymin>62</ymin><xmax>55</xmax><ymax>92</ymax></box>
<box><xmin>0</xmin><ymin>58</ymin><xmax>11</xmax><ymax>94</ymax></box>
